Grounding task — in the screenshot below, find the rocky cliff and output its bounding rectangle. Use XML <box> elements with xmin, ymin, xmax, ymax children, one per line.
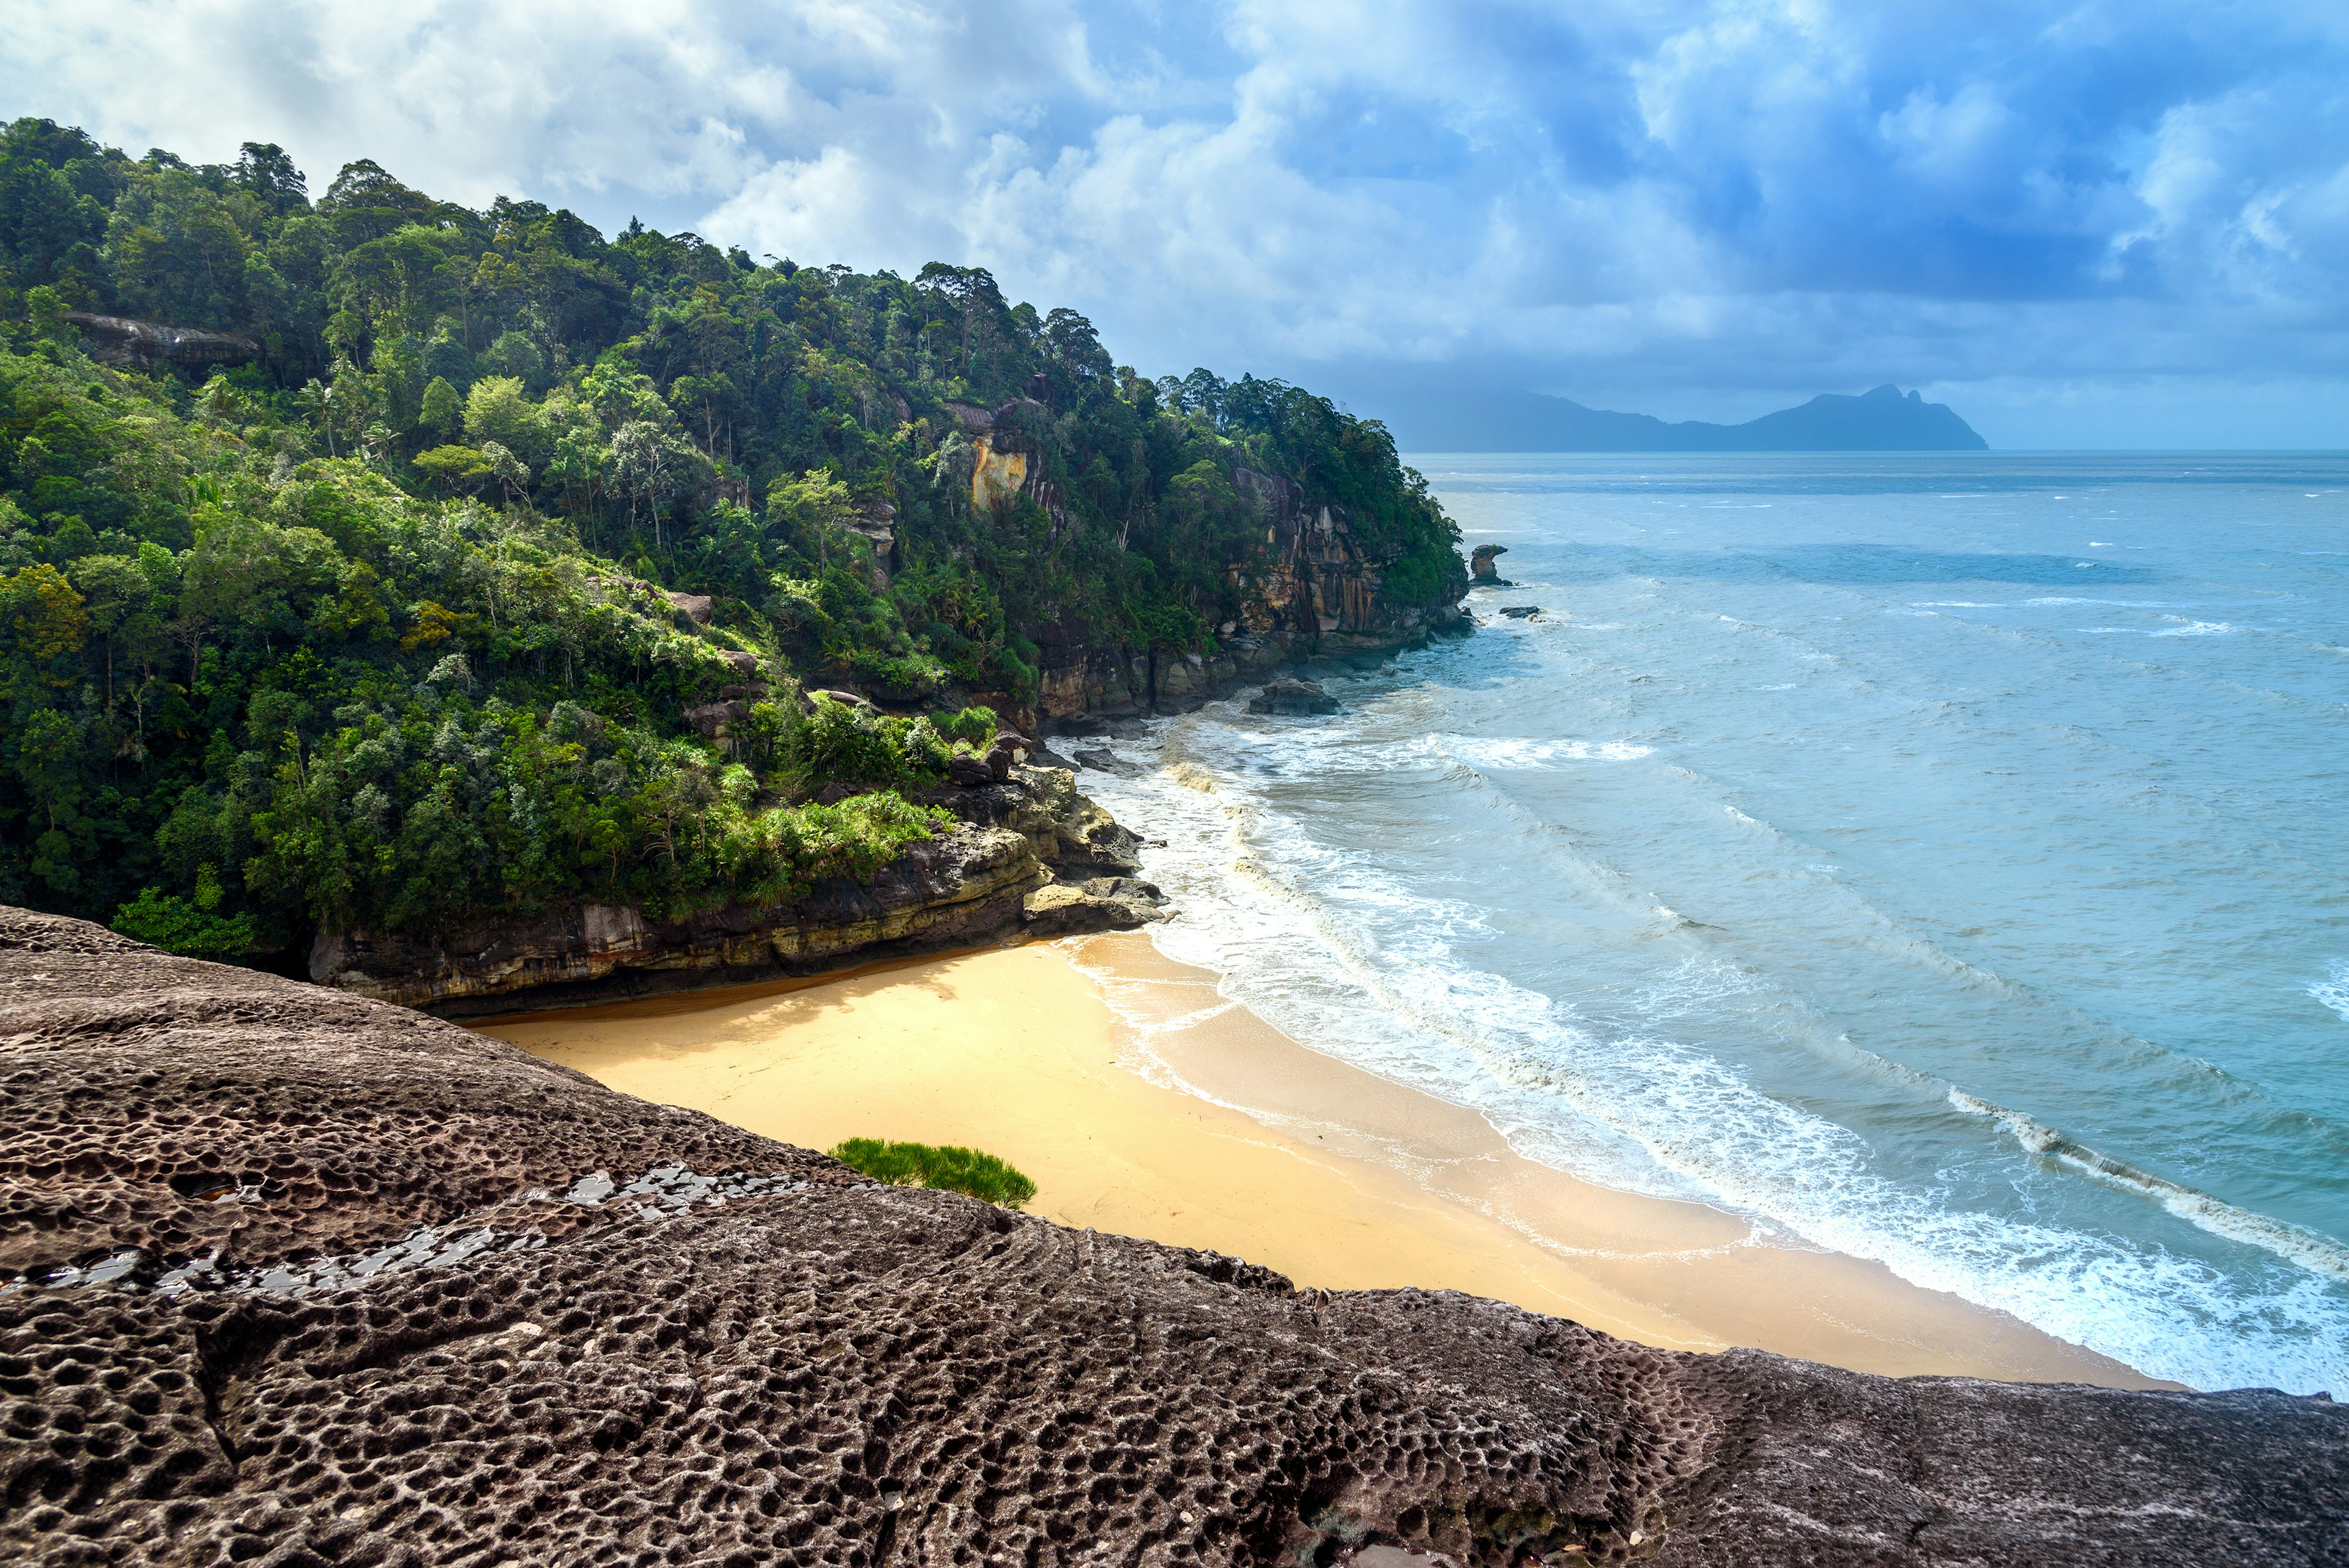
<box><xmin>310</xmin><ymin>762</ymin><xmax>1163</xmax><ymax>1016</ymax></box>
<box><xmin>929</xmin><ymin>392</ymin><xmax>1470</xmax><ymax>730</ymax></box>
<box><xmin>1030</xmin><ymin>464</ymin><xmax>1469</xmax><ymax>729</ymax></box>
<box><xmin>2</xmin><ymin>907</ymin><xmax>2342</xmax><ymax>1568</ymax></box>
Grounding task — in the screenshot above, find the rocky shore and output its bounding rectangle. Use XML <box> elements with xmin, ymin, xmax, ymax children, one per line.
<box><xmin>3</xmin><ymin>907</ymin><xmax>2343</xmax><ymax>1567</ymax></box>
<box><xmin>311</xmin><ymin>760</ymin><xmax>1167</xmax><ymax>1017</ymax></box>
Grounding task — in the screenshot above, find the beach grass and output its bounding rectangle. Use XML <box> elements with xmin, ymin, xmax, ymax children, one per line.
<box><xmin>830</xmin><ymin>1137</ymin><xmax>1039</xmax><ymax>1209</ymax></box>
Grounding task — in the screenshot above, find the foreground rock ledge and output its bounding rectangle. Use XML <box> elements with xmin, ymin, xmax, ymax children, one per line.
<box><xmin>1</xmin><ymin>909</ymin><xmax>2341</xmax><ymax>1568</ymax></box>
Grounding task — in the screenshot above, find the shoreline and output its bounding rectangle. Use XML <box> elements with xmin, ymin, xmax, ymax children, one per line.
<box><xmin>480</xmin><ymin>932</ymin><xmax>2167</xmax><ymax>1388</ymax></box>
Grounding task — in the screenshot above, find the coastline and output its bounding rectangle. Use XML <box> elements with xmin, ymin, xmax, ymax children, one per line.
<box><xmin>480</xmin><ymin>932</ymin><xmax>2166</xmax><ymax>1388</ymax></box>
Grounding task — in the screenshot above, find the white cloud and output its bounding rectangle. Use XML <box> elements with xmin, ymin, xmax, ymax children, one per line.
<box><xmin>5</xmin><ymin>0</ymin><xmax>2346</xmax><ymax>440</ymax></box>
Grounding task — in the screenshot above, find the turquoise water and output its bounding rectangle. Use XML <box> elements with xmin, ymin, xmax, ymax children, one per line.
<box><xmin>1080</xmin><ymin>452</ymin><xmax>2349</xmax><ymax>1394</ymax></box>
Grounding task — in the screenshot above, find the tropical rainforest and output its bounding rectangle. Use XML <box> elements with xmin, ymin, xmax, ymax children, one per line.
<box><xmin>0</xmin><ymin>119</ymin><xmax>1464</xmax><ymax>965</ymax></box>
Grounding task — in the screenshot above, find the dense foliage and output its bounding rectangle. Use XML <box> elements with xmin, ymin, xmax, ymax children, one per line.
<box><xmin>828</xmin><ymin>1139</ymin><xmax>1038</xmax><ymax>1210</ymax></box>
<box><xmin>0</xmin><ymin>118</ymin><xmax>1463</xmax><ymax>963</ymax></box>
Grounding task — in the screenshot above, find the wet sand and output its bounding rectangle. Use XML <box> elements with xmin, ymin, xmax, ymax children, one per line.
<box><xmin>479</xmin><ymin>934</ymin><xmax>2165</xmax><ymax>1387</ymax></box>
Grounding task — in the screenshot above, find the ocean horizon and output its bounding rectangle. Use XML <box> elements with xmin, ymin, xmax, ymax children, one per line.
<box><xmin>1082</xmin><ymin>449</ymin><xmax>2349</xmax><ymax>1395</ymax></box>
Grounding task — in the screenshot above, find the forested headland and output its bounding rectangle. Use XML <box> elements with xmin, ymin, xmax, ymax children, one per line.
<box><xmin>0</xmin><ymin>120</ymin><xmax>1464</xmax><ymax>967</ymax></box>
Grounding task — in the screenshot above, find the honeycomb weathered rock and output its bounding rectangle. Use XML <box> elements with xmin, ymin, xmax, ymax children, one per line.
<box><xmin>1</xmin><ymin>906</ymin><xmax>2343</xmax><ymax>1567</ymax></box>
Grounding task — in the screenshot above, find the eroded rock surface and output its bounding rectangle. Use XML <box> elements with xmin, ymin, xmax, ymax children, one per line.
<box><xmin>2</xmin><ymin>907</ymin><xmax>2343</xmax><ymax>1568</ymax></box>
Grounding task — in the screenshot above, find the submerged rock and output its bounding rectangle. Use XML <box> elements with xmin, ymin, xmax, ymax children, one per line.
<box><xmin>2</xmin><ymin>905</ymin><xmax>2342</xmax><ymax>1568</ymax></box>
<box><xmin>1498</xmin><ymin>605</ymin><xmax>1542</xmax><ymax>620</ymax></box>
<box><xmin>1249</xmin><ymin>677</ymin><xmax>1342</xmax><ymax>715</ymax></box>
<box><xmin>1070</xmin><ymin>745</ymin><xmax>1143</xmax><ymax>776</ymax></box>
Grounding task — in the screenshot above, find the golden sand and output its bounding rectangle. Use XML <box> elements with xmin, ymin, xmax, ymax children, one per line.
<box><xmin>479</xmin><ymin>934</ymin><xmax>2164</xmax><ymax>1388</ymax></box>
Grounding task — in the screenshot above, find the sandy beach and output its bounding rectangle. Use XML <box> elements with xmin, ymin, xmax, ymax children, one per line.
<box><xmin>479</xmin><ymin>933</ymin><xmax>2165</xmax><ymax>1388</ymax></box>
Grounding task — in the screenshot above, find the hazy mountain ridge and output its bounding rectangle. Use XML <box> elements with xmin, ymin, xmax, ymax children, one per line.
<box><xmin>1405</xmin><ymin>383</ymin><xmax>1989</xmax><ymax>452</ymax></box>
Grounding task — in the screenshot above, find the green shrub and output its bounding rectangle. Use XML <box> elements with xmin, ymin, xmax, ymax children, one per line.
<box><xmin>110</xmin><ymin>885</ymin><xmax>257</xmax><ymax>962</ymax></box>
<box><xmin>828</xmin><ymin>1138</ymin><xmax>1038</xmax><ymax>1209</ymax></box>
<box><xmin>934</xmin><ymin>705</ymin><xmax>999</xmax><ymax>747</ymax></box>
<box><xmin>802</xmin><ymin>694</ymin><xmax>946</xmax><ymax>789</ymax></box>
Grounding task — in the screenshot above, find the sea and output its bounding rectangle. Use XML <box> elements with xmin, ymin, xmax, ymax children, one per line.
<box><xmin>1073</xmin><ymin>451</ymin><xmax>2349</xmax><ymax>1395</ymax></box>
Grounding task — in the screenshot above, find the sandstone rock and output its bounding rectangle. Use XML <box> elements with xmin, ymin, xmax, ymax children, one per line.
<box><xmin>682</xmin><ymin>697</ymin><xmax>749</xmax><ymax>737</ymax></box>
<box><xmin>308</xmin><ymin>770</ymin><xmax>1149</xmax><ymax>1014</ymax></box>
<box><xmin>1471</xmin><ymin>543</ymin><xmax>1512</xmax><ymax>585</ymax></box>
<box><xmin>662</xmin><ymin>590</ymin><xmax>714</xmax><ymax>624</ymax></box>
<box><xmin>998</xmin><ymin>764</ymin><xmax>1144</xmax><ymax>873</ymax></box>
<box><xmin>3</xmin><ymin>907</ymin><xmax>2342</xmax><ymax>1568</ymax></box>
<box><xmin>1250</xmin><ymin>677</ymin><xmax>1342</xmax><ymax>716</ymax></box>
<box><xmin>1020</xmin><ymin>877</ymin><xmax>1167</xmax><ymax>933</ymax></box>
<box><xmin>65</xmin><ymin>311</ymin><xmax>261</xmax><ymax>371</ymax></box>
<box><xmin>1071</xmin><ymin>745</ymin><xmax>1142</xmax><ymax>776</ymax></box>
<box><xmin>311</xmin><ymin>824</ymin><xmax>1048</xmax><ymax>1014</ymax></box>
<box><xmin>946</xmin><ymin>752</ymin><xmax>996</xmax><ymax>787</ymax></box>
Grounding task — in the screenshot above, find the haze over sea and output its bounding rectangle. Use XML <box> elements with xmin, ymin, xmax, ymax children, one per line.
<box><xmin>1079</xmin><ymin>451</ymin><xmax>2349</xmax><ymax>1395</ymax></box>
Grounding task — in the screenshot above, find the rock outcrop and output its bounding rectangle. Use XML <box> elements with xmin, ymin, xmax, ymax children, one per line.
<box><xmin>1248</xmin><ymin>678</ymin><xmax>1341</xmax><ymax>716</ymax></box>
<box><xmin>1030</xmin><ymin>468</ymin><xmax>1470</xmax><ymax>729</ymax></box>
<box><xmin>310</xmin><ymin>766</ymin><xmax>1153</xmax><ymax>1016</ymax></box>
<box><xmin>65</xmin><ymin>312</ymin><xmax>262</xmax><ymax>372</ymax></box>
<box><xmin>3</xmin><ymin>906</ymin><xmax>2343</xmax><ymax>1568</ymax></box>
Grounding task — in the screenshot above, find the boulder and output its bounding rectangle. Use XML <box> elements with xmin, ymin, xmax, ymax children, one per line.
<box><xmin>1249</xmin><ymin>677</ymin><xmax>1342</xmax><ymax>716</ymax></box>
<box><xmin>1072</xmin><ymin>746</ymin><xmax>1143</xmax><ymax>777</ymax></box>
<box><xmin>663</xmin><ymin>590</ymin><xmax>714</xmax><ymax>625</ymax></box>
<box><xmin>1499</xmin><ymin>605</ymin><xmax>1542</xmax><ymax>620</ymax></box>
<box><xmin>681</xmin><ymin>699</ymin><xmax>749</xmax><ymax>737</ymax></box>
<box><xmin>1020</xmin><ymin>876</ymin><xmax>1169</xmax><ymax>934</ymax></box>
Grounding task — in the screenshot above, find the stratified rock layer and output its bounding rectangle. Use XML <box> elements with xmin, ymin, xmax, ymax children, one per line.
<box><xmin>310</xmin><ymin>765</ymin><xmax>1148</xmax><ymax>1016</ymax></box>
<box><xmin>2</xmin><ymin>907</ymin><xmax>2343</xmax><ymax>1568</ymax></box>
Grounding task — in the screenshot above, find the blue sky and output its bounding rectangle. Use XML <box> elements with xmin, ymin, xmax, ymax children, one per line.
<box><xmin>7</xmin><ymin>0</ymin><xmax>2346</xmax><ymax>447</ymax></box>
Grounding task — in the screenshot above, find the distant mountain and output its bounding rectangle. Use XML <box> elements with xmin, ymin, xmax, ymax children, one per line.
<box><xmin>1400</xmin><ymin>383</ymin><xmax>1989</xmax><ymax>451</ymax></box>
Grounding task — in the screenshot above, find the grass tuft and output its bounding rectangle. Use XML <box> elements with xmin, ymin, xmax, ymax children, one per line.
<box><xmin>828</xmin><ymin>1138</ymin><xmax>1038</xmax><ymax>1210</ymax></box>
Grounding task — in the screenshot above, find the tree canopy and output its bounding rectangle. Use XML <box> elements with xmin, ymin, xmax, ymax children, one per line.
<box><xmin>0</xmin><ymin>117</ymin><xmax>1464</xmax><ymax>967</ymax></box>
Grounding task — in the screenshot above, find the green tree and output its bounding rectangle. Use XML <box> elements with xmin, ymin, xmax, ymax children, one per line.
<box><xmin>461</xmin><ymin>374</ymin><xmax>550</xmax><ymax>469</ymax></box>
<box><xmin>420</xmin><ymin>373</ymin><xmax>462</xmax><ymax>441</ymax></box>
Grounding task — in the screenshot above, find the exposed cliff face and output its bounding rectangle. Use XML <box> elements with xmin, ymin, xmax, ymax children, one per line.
<box><xmin>942</xmin><ymin>402</ymin><xmax>1469</xmax><ymax>729</ymax></box>
<box><xmin>1031</xmin><ymin>466</ymin><xmax>1471</xmax><ymax>727</ymax></box>
<box><xmin>3</xmin><ymin>907</ymin><xmax>2343</xmax><ymax>1568</ymax></box>
<box><xmin>65</xmin><ymin>311</ymin><xmax>262</xmax><ymax>371</ymax></box>
<box><xmin>310</xmin><ymin>765</ymin><xmax>1157</xmax><ymax>1017</ymax></box>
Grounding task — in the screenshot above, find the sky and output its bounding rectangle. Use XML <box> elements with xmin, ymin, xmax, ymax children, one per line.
<box><xmin>6</xmin><ymin>0</ymin><xmax>2346</xmax><ymax>448</ymax></box>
